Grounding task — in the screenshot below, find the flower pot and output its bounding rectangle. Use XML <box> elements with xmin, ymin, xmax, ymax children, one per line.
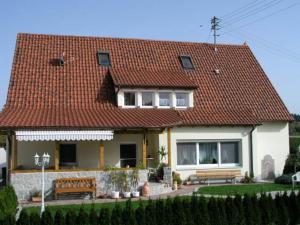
<box><xmin>32</xmin><ymin>197</ymin><xmax>41</xmax><ymax>203</ymax></box>
<box><xmin>132</xmin><ymin>191</ymin><xmax>140</xmax><ymax>198</ymax></box>
<box><xmin>111</xmin><ymin>191</ymin><xmax>120</xmax><ymax>199</ymax></box>
<box><xmin>123</xmin><ymin>192</ymin><xmax>131</xmax><ymax>198</ymax></box>
<box><xmin>142</xmin><ymin>182</ymin><xmax>150</xmax><ymax>197</ymax></box>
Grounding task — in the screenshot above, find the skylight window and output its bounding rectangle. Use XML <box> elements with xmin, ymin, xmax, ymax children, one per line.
<box><xmin>97</xmin><ymin>52</ymin><xmax>111</xmax><ymax>67</ymax></box>
<box><xmin>179</xmin><ymin>55</ymin><xmax>194</xmax><ymax>70</ymax></box>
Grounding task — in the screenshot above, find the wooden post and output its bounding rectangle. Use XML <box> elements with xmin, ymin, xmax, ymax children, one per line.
<box><xmin>99</xmin><ymin>141</ymin><xmax>105</xmax><ymax>169</ymax></box>
<box><xmin>12</xmin><ymin>135</ymin><xmax>17</xmax><ymax>170</ymax></box>
<box><xmin>142</xmin><ymin>133</ymin><xmax>147</xmax><ymax>168</ymax></box>
<box><xmin>55</xmin><ymin>142</ymin><xmax>60</xmax><ymax>170</ymax></box>
<box><xmin>167</xmin><ymin>128</ymin><xmax>171</xmax><ymax>167</ymax></box>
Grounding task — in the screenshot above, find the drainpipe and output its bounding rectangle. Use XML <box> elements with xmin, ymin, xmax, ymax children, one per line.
<box><xmin>249</xmin><ymin>125</ymin><xmax>256</xmax><ymax>178</ymax></box>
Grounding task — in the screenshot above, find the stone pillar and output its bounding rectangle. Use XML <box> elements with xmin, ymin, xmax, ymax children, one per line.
<box><xmin>163</xmin><ymin>167</ymin><xmax>172</xmax><ymax>186</ymax></box>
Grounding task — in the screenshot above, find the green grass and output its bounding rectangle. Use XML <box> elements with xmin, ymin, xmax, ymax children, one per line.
<box><xmin>197</xmin><ymin>183</ymin><xmax>300</xmax><ymax>196</ymax></box>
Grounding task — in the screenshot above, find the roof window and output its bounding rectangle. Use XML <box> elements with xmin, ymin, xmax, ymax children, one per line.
<box><xmin>97</xmin><ymin>52</ymin><xmax>111</xmax><ymax>67</ymax></box>
<box><xmin>179</xmin><ymin>55</ymin><xmax>194</xmax><ymax>70</ymax></box>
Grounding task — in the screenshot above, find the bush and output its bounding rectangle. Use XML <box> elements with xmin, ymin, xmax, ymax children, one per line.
<box><xmin>275</xmin><ymin>174</ymin><xmax>293</xmax><ymax>184</ymax></box>
<box><xmin>99</xmin><ymin>207</ymin><xmax>110</xmax><ymax>225</ymax></box>
<box><xmin>283</xmin><ymin>154</ymin><xmax>300</xmax><ymax>174</ymax></box>
<box><xmin>0</xmin><ymin>185</ymin><xmax>18</xmax><ymax>220</ymax></box>
<box><xmin>54</xmin><ymin>209</ymin><xmax>65</xmax><ymax>225</ymax></box>
<box><xmin>172</xmin><ymin>172</ymin><xmax>182</xmax><ymax>186</ymax></box>
<box><xmin>40</xmin><ymin>209</ymin><xmax>53</xmax><ymax>225</ymax></box>
<box><xmin>30</xmin><ymin>212</ymin><xmax>41</xmax><ymax>225</ymax></box>
<box><xmin>17</xmin><ymin>210</ymin><xmax>30</xmax><ymax>225</ymax></box>
<box><xmin>156</xmin><ymin>163</ymin><xmax>167</xmax><ymax>181</ymax></box>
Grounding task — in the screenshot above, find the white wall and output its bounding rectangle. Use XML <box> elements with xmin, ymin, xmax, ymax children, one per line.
<box><xmin>159</xmin><ymin>123</ymin><xmax>290</xmax><ymax>180</ymax></box>
<box><xmin>253</xmin><ymin>122</ymin><xmax>289</xmax><ymax>179</ymax></box>
<box><xmin>0</xmin><ymin>147</ymin><xmax>6</xmax><ymax>177</ymax></box>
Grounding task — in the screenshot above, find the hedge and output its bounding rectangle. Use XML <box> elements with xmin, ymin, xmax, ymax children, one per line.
<box><xmin>17</xmin><ymin>192</ymin><xmax>300</xmax><ymax>225</ymax></box>
<box><xmin>0</xmin><ymin>185</ymin><xmax>18</xmax><ymax>222</ymax></box>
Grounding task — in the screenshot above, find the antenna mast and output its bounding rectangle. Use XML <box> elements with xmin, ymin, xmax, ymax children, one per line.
<box><xmin>211</xmin><ymin>16</ymin><xmax>221</xmax><ymax>51</ymax></box>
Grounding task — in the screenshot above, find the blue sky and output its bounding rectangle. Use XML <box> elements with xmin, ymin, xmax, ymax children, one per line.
<box><xmin>1</xmin><ymin>0</ymin><xmax>299</xmax><ymax>113</ymax></box>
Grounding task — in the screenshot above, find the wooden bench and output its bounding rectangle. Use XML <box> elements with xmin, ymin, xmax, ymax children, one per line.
<box><xmin>55</xmin><ymin>177</ymin><xmax>96</xmax><ymax>199</ymax></box>
<box><xmin>192</xmin><ymin>169</ymin><xmax>241</xmax><ymax>185</ymax></box>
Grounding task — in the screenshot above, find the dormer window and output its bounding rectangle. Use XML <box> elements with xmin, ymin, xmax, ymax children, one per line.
<box><xmin>97</xmin><ymin>52</ymin><xmax>111</xmax><ymax>67</ymax></box>
<box><xmin>124</xmin><ymin>92</ymin><xmax>135</xmax><ymax>106</ymax></box>
<box><xmin>179</xmin><ymin>55</ymin><xmax>194</xmax><ymax>70</ymax></box>
<box><xmin>142</xmin><ymin>92</ymin><xmax>154</xmax><ymax>106</ymax></box>
<box><xmin>159</xmin><ymin>92</ymin><xmax>171</xmax><ymax>106</ymax></box>
<box><xmin>176</xmin><ymin>93</ymin><xmax>188</xmax><ymax>107</ymax></box>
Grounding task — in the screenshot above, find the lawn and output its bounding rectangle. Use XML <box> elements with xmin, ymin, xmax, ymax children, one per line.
<box><xmin>197</xmin><ymin>183</ymin><xmax>300</xmax><ymax>196</ymax></box>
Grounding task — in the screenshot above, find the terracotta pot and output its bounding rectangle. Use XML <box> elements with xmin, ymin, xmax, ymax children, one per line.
<box><xmin>32</xmin><ymin>197</ymin><xmax>41</xmax><ymax>203</ymax></box>
<box><xmin>142</xmin><ymin>182</ymin><xmax>150</xmax><ymax>197</ymax></box>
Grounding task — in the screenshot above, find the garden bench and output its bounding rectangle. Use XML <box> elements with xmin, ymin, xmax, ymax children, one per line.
<box><xmin>292</xmin><ymin>172</ymin><xmax>300</xmax><ymax>188</ymax></box>
<box><xmin>192</xmin><ymin>169</ymin><xmax>241</xmax><ymax>185</ymax></box>
<box><xmin>54</xmin><ymin>177</ymin><xmax>96</xmax><ymax>199</ymax></box>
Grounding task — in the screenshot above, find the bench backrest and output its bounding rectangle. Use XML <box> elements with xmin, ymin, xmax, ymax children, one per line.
<box><xmin>55</xmin><ymin>177</ymin><xmax>96</xmax><ymax>189</ymax></box>
<box><xmin>196</xmin><ymin>169</ymin><xmax>241</xmax><ymax>177</ymax></box>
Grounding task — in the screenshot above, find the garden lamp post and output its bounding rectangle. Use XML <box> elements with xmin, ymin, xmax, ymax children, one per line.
<box><xmin>34</xmin><ymin>153</ymin><xmax>50</xmax><ymax>215</ymax></box>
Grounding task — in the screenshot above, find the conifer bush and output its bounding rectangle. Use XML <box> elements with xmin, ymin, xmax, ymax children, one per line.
<box><xmin>208</xmin><ymin>197</ymin><xmax>221</xmax><ymax>225</ymax></box>
<box><xmin>89</xmin><ymin>206</ymin><xmax>98</xmax><ymax>225</ymax></box>
<box><xmin>145</xmin><ymin>199</ymin><xmax>156</xmax><ymax>225</ymax></box>
<box><xmin>121</xmin><ymin>199</ymin><xmax>135</xmax><ymax>225</ymax></box>
<box><xmin>54</xmin><ymin>209</ymin><xmax>64</xmax><ymax>225</ymax></box>
<box><xmin>111</xmin><ymin>204</ymin><xmax>122</xmax><ymax>225</ymax></box>
<box><xmin>76</xmin><ymin>206</ymin><xmax>89</xmax><ymax>225</ymax></box>
<box><xmin>233</xmin><ymin>194</ymin><xmax>245</xmax><ymax>225</ymax></box>
<box><xmin>135</xmin><ymin>200</ymin><xmax>145</xmax><ymax>225</ymax></box>
<box><xmin>40</xmin><ymin>209</ymin><xmax>53</xmax><ymax>225</ymax></box>
<box><xmin>17</xmin><ymin>210</ymin><xmax>30</xmax><ymax>225</ymax></box>
<box><xmin>65</xmin><ymin>209</ymin><xmax>76</xmax><ymax>225</ymax></box>
<box><xmin>99</xmin><ymin>207</ymin><xmax>110</xmax><ymax>225</ymax></box>
<box><xmin>164</xmin><ymin>198</ymin><xmax>173</xmax><ymax>225</ymax></box>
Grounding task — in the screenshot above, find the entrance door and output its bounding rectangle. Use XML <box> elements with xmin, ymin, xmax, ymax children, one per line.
<box><xmin>120</xmin><ymin>144</ymin><xmax>136</xmax><ymax>168</ymax></box>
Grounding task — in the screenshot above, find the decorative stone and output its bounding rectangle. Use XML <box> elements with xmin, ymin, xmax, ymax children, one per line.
<box><xmin>261</xmin><ymin>155</ymin><xmax>275</xmax><ymax>180</ymax></box>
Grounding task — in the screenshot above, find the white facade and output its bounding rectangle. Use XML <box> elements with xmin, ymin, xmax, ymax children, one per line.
<box><xmin>0</xmin><ymin>147</ymin><xmax>6</xmax><ymax>178</ymax></box>
<box><xmin>158</xmin><ymin>122</ymin><xmax>289</xmax><ymax>180</ymax></box>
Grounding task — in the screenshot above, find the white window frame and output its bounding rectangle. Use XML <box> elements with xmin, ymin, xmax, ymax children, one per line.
<box><xmin>158</xmin><ymin>91</ymin><xmax>172</xmax><ymax>108</ymax></box>
<box><xmin>123</xmin><ymin>91</ymin><xmax>136</xmax><ymax>108</ymax></box>
<box><xmin>175</xmin><ymin>92</ymin><xmax>189</xmax><ymax>108</ymax></box>
<box><xmin>176</xmin><ymin>139</ymin><xmax>242</xmax><ymax>170</ymax></box>
<box><xmin>141</xmin><ymin>91</ymin><xmax>155</xmax><ymax>108</ymax></box>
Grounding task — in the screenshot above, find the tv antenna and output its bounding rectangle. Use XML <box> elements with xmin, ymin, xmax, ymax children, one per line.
<box><xmin>211</xmin><ymin>16</ymin><xmax>221</xmax><ymax>51</ymax></box>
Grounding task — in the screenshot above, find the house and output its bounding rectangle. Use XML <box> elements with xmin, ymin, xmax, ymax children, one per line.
<box><xmin>0</xmin><ymin>33</ymin><xmax>293</xmax><ymax>200</ymax></box>
<box><xmin>0</xmin><ymin>139</ymin><xmax>6</xmax><ymax>180</ymax></box>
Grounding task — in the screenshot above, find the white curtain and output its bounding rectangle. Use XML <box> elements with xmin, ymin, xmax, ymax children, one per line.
<box><xmin>199</xmin><ymin>143</ymin><xmax>218</xmax><ymax>164</ymax></box>
<box><xmin>177</xmin><ymin>143</ymin><xmax>197</xmax><ymax>165</ymax></box>
<box><xmin>221</xmin><ymin>142</ymin><xmax>239</xmax><ymax>164</ymax></box>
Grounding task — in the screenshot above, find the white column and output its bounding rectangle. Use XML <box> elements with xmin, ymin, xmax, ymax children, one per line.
<box><xmin>188</xmin><ymin>91</ymin><xmax>194</xmax><ymax>108</ymax></box>
<box><xmin>154</xmin><ymin>92</ymin><xmax>159</xmax><ymax>107</ymax></box>
<box><xmin>137</xmin><ymin>91</ymin><xmax>142</xmax><ymax>107</ymax></box>
<box><xmin>117</xmin><ymin>90</ymin><xmax>124</xmax><ymax>107</ymax></box>
<box><xmin>171</xmin><ymin>92</ymin><xmax>176</xmax><ymax>108</ymax></box>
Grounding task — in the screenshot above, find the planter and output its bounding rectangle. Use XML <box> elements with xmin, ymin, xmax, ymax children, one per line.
<box><xmin>31</xmin><ymin>197</ymin><xmax>41</xmax><ymax>203</ymax></box>
<box><xmin>132</xmin><ymin>191</ymin><xmax>140</xmax><ymax>198</ymax></box>
<box><xmin>123</xmin><ymin>192</ymin><xmax>131</xmax><ymax>198</ymax></box>
<box><xmin>142</xmin><ymin>182</ymin><xmax>150</xmax><ymax>197</ymax></box>
<box><xmin>111</xmin><ymin>191</ymin><xmax>120</xmax><ymax>199</ymax></box>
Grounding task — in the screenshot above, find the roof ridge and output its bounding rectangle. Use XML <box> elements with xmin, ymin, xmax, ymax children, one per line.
<box><xmin>17</xmin><ymin>32</ymin><xmax>247</xmax><ymax>48</ymax></box>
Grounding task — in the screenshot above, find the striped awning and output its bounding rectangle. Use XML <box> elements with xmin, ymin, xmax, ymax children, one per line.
<box><xmin>15</xmin><ymin>130</ymin><xmax>114</xmax><ymax>141</ymax></box>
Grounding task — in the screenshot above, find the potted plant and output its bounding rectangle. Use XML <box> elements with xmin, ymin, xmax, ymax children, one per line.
<box><xmin>131</xmin><ymin>168</ymin><xmax>140</xmax><ymax>197</ymax></box>
<box><xmin>121</xmin><ymin>171</ymin><xmax>131</xmax><ymax>198</ymax></box>
<box><xmin>30</xmin><ymin>190</ymin><xmax>42</xmax><ymax>202</ymax></box>
<box><xmin>185</xmin><ymin>176</ymin><xmax>192</xmax><ymax>185</ymax></box>
<box><xmin>172</xmin><ymin>172</ymin><xmax>182</xmax><ymax>190</ymax></box>
<box><xmin>110</xmin><ymin>170</ymin><xmax>120</xmax><ymax>199</ymax></box>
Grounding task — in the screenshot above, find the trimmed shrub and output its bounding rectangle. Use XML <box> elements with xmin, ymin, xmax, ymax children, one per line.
<box><xmin>40</xmin><ymin>209</ymin><xmax>53</xmax><ymax>225</ymax></box>
<box><xmin>155</xmin><ymin>199</ymin><xmax>165</xmax><ymax>225</ymax></box>
<box><xmin>164</xmin><ymin>198</ymin><xmax>173</xmax><ymax>225</ymax></box>
<box><xmin>275</xmin><ymin>174</ymin><xmax>293</xmax><ymax>184</ymax></box>
<box><xmin>145</xmin><ymin>199</ymin><xmax>156</xmax><ymax>225</ymax></box>
<box><xmin>287</xmin><ymin>191</ymin><xmax>300</xmax><ymax>225</ymax></box>
<box><xmin>135</xmin><ymin>200</ymin><xmax>145</xmax><ymax>225</ymax></box>
<box><xmin>207</xmin><ymin>197</ymin><xmax>220</xmax><ymax>225</ymax></box>
<box><xmin>89</xmin><ymin>206</ymin><xmax>98</xmax><ymax>225</ymax></box>
<box><xmin>225</xmin><ymin>197</ymin><xmax>238</xmax><ymax>225</ymax></box>
<box><xmin>65</xmin><ymin>209</ymin><xmax>76</xmax><ymax>225</ymax></box>
<box><xmin>17</xmin><ymin>210</ymin><xmax>30</xmax><ymax>225</ymax></box>
<box><xmin>217</xmin><ymin>198</ymin><xmax>228</xmax><ymax>225</ymax></box>
<box><xmin>29</xmin><ymin>212</ymin><xmax>41</xmax><ymax>225</ymax></box>
<box><xmin>0</xmin><ymin>186</ymin><xmax>18</xmax><ymax>220</ymax></box>
<box><xmin>99</xmin><ymin>207</ymin><xmax>110</xmax><ymax>225</ymax></box>
<box><xmin>111</xmin><ymin>204</ymin><xmax>122</xmax><ymax>225</ymax></box>
<box><xmin>197</xmin><ymin>196</ymin><xmax>209</xmax><ymax>225</ymax></box>
<box><xmin>121</xmin><ymin>200</ymin><xmax>135</xmax><ymax>225</ymax></box>
<box><xmin>76</xmin><ymin>206</ymin><xmax>89</xmax><ymax>225</ymax></box>
<box><xmin>274</xmin><ymin>194</ymin><xmax>289</xmax><ymax>225</ymax></box>
<box><xmin>54</xmin><ymin>209</ymin><xmax>64</xmax><ymax>225</ymax></box>
<box><xmin>259</xmin><ymin>194</ymin><xmax>272</xmax><ymax>225</ymax></box>
<box><xmin>233</xmin><ymin>195</ymin><xmax>245</xmax><ymax>225</ymax></box>
<box><xmin>243</xmin><ymin>194</ymin><xmax>255</xmax><ymax>225</ymax></box>
<box><xmin>250</xmin><ymin>195</ymin><xmax>261</xmax><ymax>225</ymax></box>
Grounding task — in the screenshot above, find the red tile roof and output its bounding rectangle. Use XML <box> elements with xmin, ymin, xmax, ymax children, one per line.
<box><xmin>0</xmin><ymin>33</ymin><xmax>293</xmax><ymax>129</ymax></box>
<box><xmin>110</xmin><ymin>68</ymin><xmax>197</xmax><ymax>89</ymax></box>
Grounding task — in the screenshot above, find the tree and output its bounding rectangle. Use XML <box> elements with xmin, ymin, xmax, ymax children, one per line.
<box><xmin>274</xmin><ymin>194</ymin><xmax>289</xmax><ymax>225</ymax></box>
<box><xmin>76</xmin><ymin>206</ymin><xmax>89</xmax><ymax>225</ymax></box>
<box><xmin>287</xmin><ymin>191</ymin><xmax>300</xmax><ymax>225</ymax></box>
<box><xmin>135</xmin><ymin>200</ymin><xmax>145</xmax><ymax>225</ymax></box>
<box><xmin>197</xmin><ymin>196</ymin><xmax>209</xmax><ymax>225</ymax></box>
<box><xmin>172</xmin><ymin>197</ymin><xmax>186</xmax><ymax>225</ymax></box>
<box><xmin>54</xmin><ymin>209</ymin><xmax>65</xmax><ymax>225</ymax></box>
<box><xmin>164</xmin><ymin>198</ymin><xmax>173</xmax><ymax>225</ymax></box>
<box><xmin>17</xmin><ymin>210</ymin><xmax>30</xmax><ymax>225</ymax></box>
<box><xmin>233</xmin><ymin>195</ymin><xmax>245</xmax><ymax>225</ymax></box>
<box><xmin>217</xmin><ymin>198</ymin><xmax>228</xmax><ymax>225</ymax></box>
<box><xmin>250</xmin><ymin>195</ymin><xmax>261</xmax><ymax>225</ymax></box>
<box><xmin>182</xmin><ymin>198</ymin><xmax>193</xmax><ymax>225</ymax></box>
<box><xmin>259</xmin><ymin>194</ymin><xmax>272</xmax><ymax>225</ymax></box>
<box><xmin>145</xmin><ymin>199</ymin><xmax>156</xmax><ymax>225</ymax></box>
<box><xmin>155</xmin><ymin>199</ymin><xmax>165</xmax><ymax>225</ymax></box>
<box><xmin>243</xmin><ymin>194</ymin><xmax>255</xmax><ymax>225</ymax></box>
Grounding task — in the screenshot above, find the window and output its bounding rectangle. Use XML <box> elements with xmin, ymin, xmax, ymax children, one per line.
<box><xmin>120</xmin><ymin>144</ymin><xmax>136</xmax><ymax>168</ymax></box>
<box><xmin>142</xmin><ymin>92</ymin><xmax>153</xmax><ymax>106</ymax></box>
<box><xmin>179</xmin><ymin>55</ymin><xmax>194</xmax><ymax>69</ymax></box>
<box><xmin>199</xmin><ymin>143</ymin><xmax>218</xmax><ymax>164</ymax></box>
<box><xmin>177</xmin><ymin>143</ymin><xmax>197</xmax><ymax>165</ymax></box>
<box><xmin>176</xmin><ymin>141</ymin><xmax>240</xmax><ymax>168</ymax></box>
<box><xmin>159</xmin><ymin>92</ymin><xmax>171</xmax><ymax>106</ymax></box>
<box><xmin>221</xmin><ymin>142</ymin><xmax>239</xmax><ymax>164</ymax></box>
<box><xmin>59</xmin><ymin>144</ymin><xmax>77</xmax><ymax>167</ymax></box>
<box><xmin>97</xmin><ymin>52</ymin><xmax>111</xmax><ymax>66</ymax></box>
<box><xmin>124</xmin><ymin>92</ymin><xmax>136</xmax><ymax>106</ymax></box>
<box><xmin>176</xmin><ymin>93</ymin><xmax>188</xmax><ymax>107</ymax></box>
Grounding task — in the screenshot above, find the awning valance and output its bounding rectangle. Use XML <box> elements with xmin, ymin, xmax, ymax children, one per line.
<box><xmin>15</xmin><ymin>130</ymin><xmax>114</xmax><ymax>141</ymax></box>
